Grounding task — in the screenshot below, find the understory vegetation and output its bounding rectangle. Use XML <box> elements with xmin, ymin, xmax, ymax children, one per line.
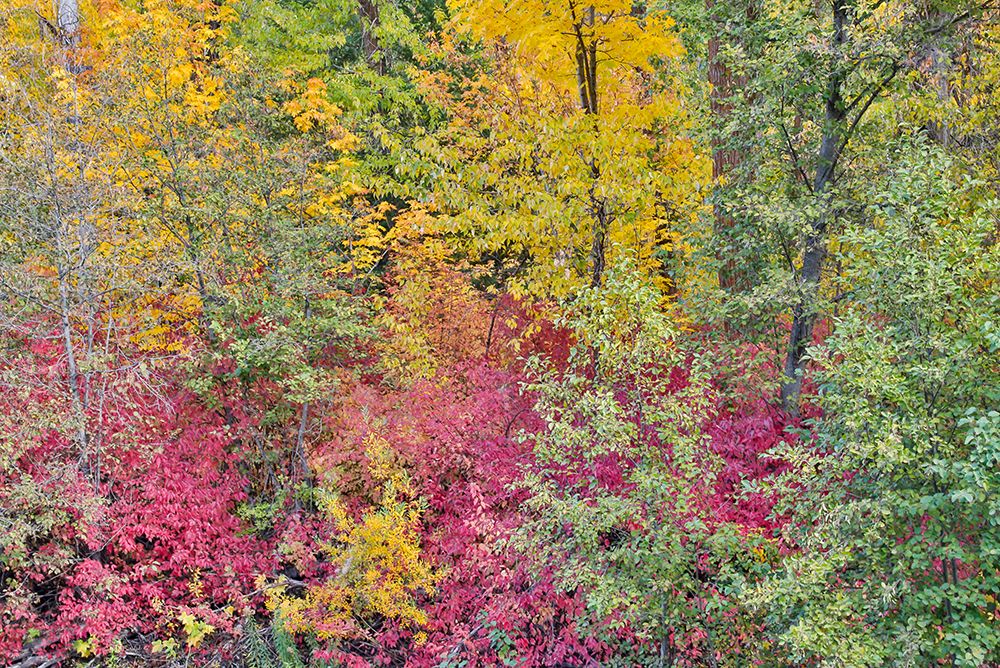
<box><xmin>0</xmin><ymin>0</ymin><xmax>997</xmax><ymax>666</ymax></box>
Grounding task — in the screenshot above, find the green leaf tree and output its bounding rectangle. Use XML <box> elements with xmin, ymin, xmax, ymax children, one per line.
<box><xmin>513</xmin><ymin>257</ymin><xmax>774</xmax><ymax>665</ymax></box>
<box><xmin>747</xmin><ymin>138</ymin><xmax>1000</xmax><ymax>667</ymax></box>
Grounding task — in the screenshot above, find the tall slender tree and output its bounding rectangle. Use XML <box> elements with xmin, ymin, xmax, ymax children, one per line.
<box><xmin>706</xmin><ymin>0</ymin><xmax>759</xmax><ymax>291</ymax></box>
<box><xmin>756</xmin><ymin>0</ymin><xmax>989</xmax><ymax>412</ymax></box>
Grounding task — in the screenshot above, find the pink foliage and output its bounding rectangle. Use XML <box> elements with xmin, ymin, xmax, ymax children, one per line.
<box><xmin>1</xmin><ymin>309</ymin><xmax>798</xmax><ymax>666</ymax></box>
<box><xmin>0</xmin><ymin>333</ymin><xmax>272</xmax><ymax>662</ymax></box>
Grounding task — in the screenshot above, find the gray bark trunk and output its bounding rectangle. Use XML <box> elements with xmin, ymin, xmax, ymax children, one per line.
<box><xmin>55</xmin><ymin>0</ymin><xmax>80</xmax><ymax>45</ymax></box>
<box><xmin>780</xmin><ymin>0</ymin><xmax>848</xmax><ymax>414</ymax></box>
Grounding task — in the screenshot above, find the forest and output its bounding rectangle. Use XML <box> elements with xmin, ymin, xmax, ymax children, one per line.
<box><xmin>0</xmin><ymin>0</ymin><xmax>997</xmax><ymax>666</ymax></box>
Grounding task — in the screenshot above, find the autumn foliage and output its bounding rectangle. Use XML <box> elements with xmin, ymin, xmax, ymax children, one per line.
<box><xmin>2</xmin><ymin>0</ymin><xmax>998</xmax><ymax>667</ymax></box>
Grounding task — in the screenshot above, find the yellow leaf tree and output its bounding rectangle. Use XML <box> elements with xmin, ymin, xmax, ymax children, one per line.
<box><xmin>411</xmin><ymin>0</ymin><xmax>708</xmax><ymax>297</ymax></box>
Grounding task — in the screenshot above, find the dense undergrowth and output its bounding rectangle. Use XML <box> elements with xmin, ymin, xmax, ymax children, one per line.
<box><xmin>1</xmin><ymin>0</ymin><xmax>998</xmax><ymax>666</ymax></box>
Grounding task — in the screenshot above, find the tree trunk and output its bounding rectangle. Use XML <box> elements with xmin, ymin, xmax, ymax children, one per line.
<box><xmin>707</xmin><ymin>0</ymin><xmax>758</xmax><ymax>291</ymax></box>
<box><xmin>55</xmin><ymin>0</ymin><xmax>80</xmax><ymax>45</ymax></box>
<box><xmin>358</xmin><ymin>0</ymin><xmax>385</xmax><ymax>75</ymax></box>
<box><xmin>59</xmin><ymin>272</ymin><xmax>88</xmax><ymax>455</ymax></box>
<box><xmin>780</xmin><ymin>0</ymin><xmax>847</xmax><ymax>414</ymax></box>
<box><xmin>924</xmin><ymin>9</ymin><xmax>962</xmax><ymax>148</ymax></box>
<box><xmin>590</xmin><ymin>200</ymin><xmax>608</xmax><ymax>288</ymax></box>
<box><xmin>572</xmin><ymin>4</ymin><xmax>599</xmax><ymax>115</ymax></box>
<box><xmin>294</xmin><ymin>298</ymin><xmax>313</xmax><ymax>510</ymax></box>
<box><xmin>572</xmin><ymin>4</ymin><xmax>605</xmax><ymax>286</ymax></box>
